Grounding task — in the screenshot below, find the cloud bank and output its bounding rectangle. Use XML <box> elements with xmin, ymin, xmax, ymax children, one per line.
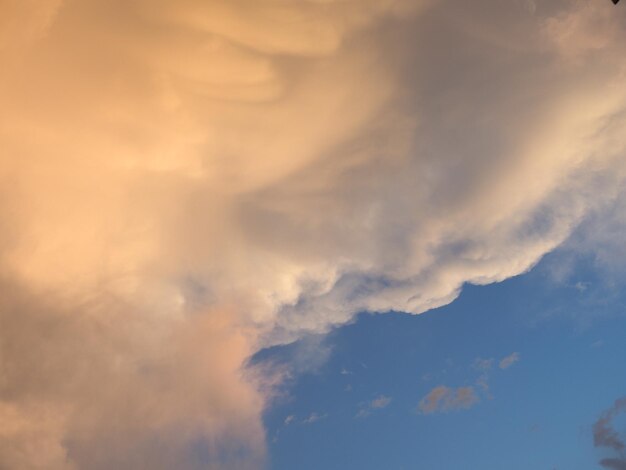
<box><xmin>1</xmin><ymin>0</ymin><xmax>626</xmax><ymax>467</ymax></box>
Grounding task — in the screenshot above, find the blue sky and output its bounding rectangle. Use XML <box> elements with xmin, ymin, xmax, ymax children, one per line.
<box><xmin>260</xmin><ymin>246</ymin><xmax>626</xmax><ymax>470</ymax></box>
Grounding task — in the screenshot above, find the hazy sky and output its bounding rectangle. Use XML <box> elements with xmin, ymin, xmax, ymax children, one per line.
<box><xmin>0</xmin><ymin>1</ymin><xmax>625</xmax><ymax>469</ymax></box>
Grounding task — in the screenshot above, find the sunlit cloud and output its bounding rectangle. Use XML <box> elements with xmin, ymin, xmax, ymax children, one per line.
<box><xmin>303</xmin><ymin>412</ymin><xmax>327</xmax><ymax>425</ymax></box>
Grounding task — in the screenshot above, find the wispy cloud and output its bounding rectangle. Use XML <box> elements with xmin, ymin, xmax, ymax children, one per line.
<box><xmin>473</xmin><ymin>358</ymin><xmax>495</xmax><ymax>372</ymax></box>
<box><xmin>499</xmin><ymin>353</ymin><xmax>521</xmax><ymax>370</ymax></box>
<box><xmin>303</xmin><ymin>412</ymin><xmax>327</xmax><ymax>425</ymax></box>
<box><xmin>419</xmin><ymin>352</ymin><xmax>521</xmax><ymax>414</ymax></box>
<box><xmin>593</xmin><ymin>397</ymin><xmax>626</xmax><ymax>470</ymax></box>
<box><xmin>472</xmin><ymin>357</ymin><xmax>495</xmax><ymax>394</ymax></box>
<box><xmin>371</xmin><ymin>395</ymin><xmax>392</xmax><ymax>409</ymax></box>
<box><xmin>418</xmin><ymin>386</ymin><xmax>479</xmax><ymax>414</ymax></box>
<box><xmin>356</xmin><ymin>395</ymin><xmax>393</xmax><ymax>418</ymax></box>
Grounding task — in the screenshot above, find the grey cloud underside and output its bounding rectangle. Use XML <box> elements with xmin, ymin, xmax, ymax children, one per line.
<box><xmin>594</xmin><ymin>398</ymin><xmax>626</xmax><ymax>470</ymax></box>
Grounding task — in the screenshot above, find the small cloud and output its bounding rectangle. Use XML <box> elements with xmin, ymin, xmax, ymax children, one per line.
<box><xmin>303</xmin><ymin>412</ymin><xmax>327</xmax><ymax>424</ymax></box>
<box><xmin>418</xmin><ymin>385</ymin><xmax>479</xmax><ymax>414</ymax></box>
<box><xmin>418</xmin><ymin>353</ymin><xmax>520</xmax><ymax>414</ymax></box>
<box><xmin>453</xmin><ymin>387</ymin><xmax>479</xmax><ymax>409</ymax></box>
<box><xmin>592</xmin><ymin>340</ymin><xmax>605</xmax><ymax>349</ymax></box>
<box><xmin>356</xmin><ymin>395</ymin><xmax>392</xmax><ymax>418</ymax></box>
<box><xmin>475</xmin><ymin>373</ymin><xmax>491</xmax><ymax>396</ymax></box>
<box><xmin>371</xmin><ymin>395</ymin><xmax>392</xmax><ymax>409</ymax></box>
<box><xmin>284</xmin><ymin>415</ymin><xmax>295</xmax><ymax>426</ymax></box>
<box><xmin>599</xmin><ymin>458</ymin><xmax>626</xmax><ymax>470</ymax></box>
<box><xmin>473</xmin><ymin>358</ymin><xmax>494</xmax><ymax>372</ymax></box>
<box><xmin>472</xmin><ymin>358</ymin><xmax>494</xmax><ymax>397</ymax></box>
<box><xmin>344</xmin><ymin>384</ymin><xmax>353</xmax><ymax>392</ymax></box>
<box><xmin>593</xmin><ymin>397</ymin><xmax>626</xmax><ymax>470</ymax></box>
<box><xmin>340</xmin><ymin>368</ymin><xmax>353</xmax><ymax>375</ymax></box>
<box><xmin>575</xmin><ymin>281</ymin><xmax>590</xmax><ymax>292</ymax></box>
<box><xmin>499</xmin><ymin>352</ymin><xmax>520</xmax><ymax>370</ymax></box>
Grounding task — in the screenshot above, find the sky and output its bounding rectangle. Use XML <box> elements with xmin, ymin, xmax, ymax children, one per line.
<box><xmin>0</xmin><ymin>1</ymin><xmax>625</xmax><ymax>469</ymax></box>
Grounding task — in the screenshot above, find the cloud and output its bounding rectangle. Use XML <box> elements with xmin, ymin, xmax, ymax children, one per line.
<box><xmin>472</xmin><ymin>357</ymin><xmax>495</xmax><ymax>395</ymax></box>
<box><xmin>1</xmin><ymin>0</ymin><xmax>626</xmax><ymax>467</ymax></box>
<box><xmin>599</xmin><ymin>459</ymin><xmax>626</xmax><ymax>470</ymax></box>
<box><xmin>357</xmin><ymin>395</ymin><xmax>392</xmax><ymax>418</ymax></box>
<box><xmin>418</xmin><ymin>386</ymin><xmax>479</xmax><ymax>415</ymax></box>
<box><xmin>473</xmin><ymin>358</ymin><xmax>495</xmax><ymax>372</ymax></box>
<box><xmin>499</xmin><ymin>352</ymin><xmax>521</xmax><ymax>370</ymax></box>
<box><xmin>303</xmin><ymin>412</ymin><xmax>327</xmax><ymax>424</ymax></box>
<box><xmin>421</xmin><ymin>352</ymin><xmax>520</xmax><ymax>411</ymax></box>
<box><xmin>371</xmin><ymin>395</ymin><xmax>393</xmax><ymax>409</ymax></box>
<box><xmin>593</xmin><ymin>397</ymin><xmax>626</xmax><ymax>470</ymax></box>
